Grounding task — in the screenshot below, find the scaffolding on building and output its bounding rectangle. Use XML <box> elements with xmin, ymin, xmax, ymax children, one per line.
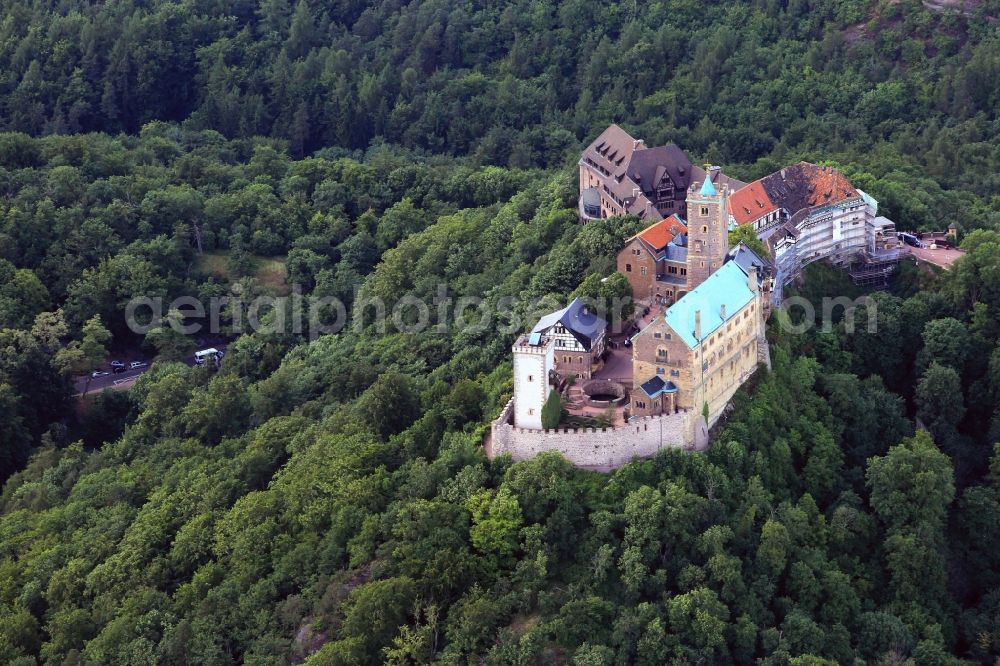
<box><xmin>847</xmin><ymin>249</ymin><xmax>904</xmax><ymax>288</ymax></box>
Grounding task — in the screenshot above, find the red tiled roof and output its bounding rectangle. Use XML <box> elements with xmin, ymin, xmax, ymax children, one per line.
<box><xmin>729</xmin><ymin>162</ymin><xmax>859</xmax><ymax>226</ymax></box>
<box><xmin>631</xmin><ymin>214</ymin><xmax>687</xmax><ymax>251</ymax></box>
<box><xmin>760</xmin><ymin>162</ymin><xmax>859</xmax><ymax>216</ymax></box>
<box><xmin>728</xmin><ymin>180</ymin><xmax>777</xmax><ymax>226</ymax></box>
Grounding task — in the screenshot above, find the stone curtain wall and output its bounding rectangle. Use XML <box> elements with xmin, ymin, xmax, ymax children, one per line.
<box><xmin>490</xmin><ymin>398</ymin><xmax>700</xmax><ymax>470</ymax></box>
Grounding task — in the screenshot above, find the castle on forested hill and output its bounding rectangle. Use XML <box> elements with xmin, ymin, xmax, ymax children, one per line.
<box><xmin>492</xmin><ymin>148</ymin><xmax>771</xmax><ymax>469</ymax></box>
<box><xmin>490</xmin><ymin>125</ymin><xmax>901</xmax><ymax>470</ymax></box>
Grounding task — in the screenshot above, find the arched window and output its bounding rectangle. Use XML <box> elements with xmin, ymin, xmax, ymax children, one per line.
<box><xmin>701</xmin><ymin>225</ymin><xmax>708</xmax><ymax>233</ymax></box>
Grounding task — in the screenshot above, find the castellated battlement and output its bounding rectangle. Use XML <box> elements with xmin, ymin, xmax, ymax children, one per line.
<box><xmin>489</xmin><ymin>398</ymin><xmax>709</xmax><ymax>471</ymax></box>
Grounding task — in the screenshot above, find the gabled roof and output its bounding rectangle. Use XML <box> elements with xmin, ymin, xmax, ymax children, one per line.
<box><xmin>663</xmin><ymin>261</ymin><xmax>756</xmax><ymax>349</ymax></box>
<box><xmin>582</xmin><ymin>124</ymin><xmax>641</xmax><ymax>175</ymax></box>
<box><xmin>628</xmin><ymin>215</ymin><xmax>688</xmax><ymax>253</ymax></box>
<box><xmin>726</xmin><ymin>242</ymin><xmax>770</xmax><ymax>284</ymax></box>
<box><xmin>759</xmin><ymin>162</ymin><xmax>859</xmax><ymax>217</ymax></box>
<box><xmin>626</xmin><ymin>145</ymin><xmax>692</xmax><ymax>197</ymax></box>
<box><xmin>728</xmin><ymin>180</ymin><xmax>778</xmax><ymax>226</ymax></box>
<box><xmin>531</xmin><ymin>297</ymin><xmax>607</xmax><ymax>352</ymax></box>
<box><xmin>639</xmin><ymin>375</ymin><xmax>679</xmax><ymax>398</ymax></box>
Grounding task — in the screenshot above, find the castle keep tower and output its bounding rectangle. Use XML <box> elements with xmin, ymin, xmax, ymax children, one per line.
<box><xmin>685</xmin><ymin>168</ymin><xmax>730</xmax><ymax>291</ymax></box>
<box><xmin>512</xmin><ymin>332</ymin><xmax>554</xmax><ymax>429</ymax></box>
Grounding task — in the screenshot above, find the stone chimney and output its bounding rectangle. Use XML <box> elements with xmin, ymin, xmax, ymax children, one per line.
<box><xmin>694</xmin><ymin>309</ymin><xmax>702</xmax><ymax>341</ymax></box>
<box><xmin>748</xmin><ymin>265</ymin><xmax>759</xmax><ymax>294</ymax></box>
<box><xmin>720</xmin><ymin>303</ymin><xmax>726</xmax><ymax>320</ymax></box>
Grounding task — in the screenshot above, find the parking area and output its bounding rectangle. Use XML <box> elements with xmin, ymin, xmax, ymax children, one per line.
<box><xmin>907</xmin><ymin>245</ymin><xmax>966</xmax><ymax>270</ymax></box>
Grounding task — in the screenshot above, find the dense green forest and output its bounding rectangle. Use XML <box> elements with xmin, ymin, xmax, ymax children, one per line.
<box><xmin>2</xmin><ymin>0</ymin><xmax>1000</xmax><ymax>663</ymax></box>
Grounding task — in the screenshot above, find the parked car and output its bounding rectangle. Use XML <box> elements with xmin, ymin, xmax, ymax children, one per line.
<box><xmin>111</xmin><ymin>360</ymin><xmax>126</xmax><ymax>373</ymax></box>
<box><xmin>130</xmin><ymin>361</ymin><xmax>148</xmax><ymax>370</ymax></box>
<box><xmin>92</xmin><ymin>370</ymin><xmax>110</xmax><ymax>378</ymax></box>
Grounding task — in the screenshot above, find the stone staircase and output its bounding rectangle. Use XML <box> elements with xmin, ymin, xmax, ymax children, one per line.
<box><xmin>564</xmin><ymin>384</ymin><xmax>586</xmax><ymax>409</ymax></box>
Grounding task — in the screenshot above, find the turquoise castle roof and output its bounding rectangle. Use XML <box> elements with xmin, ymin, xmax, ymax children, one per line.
<box><xmin>699</xmin><ymin>174</ymin><xmax>717</xmax><ymax>197</ymax></box>
<box><xmin>664</xmin><ymin>261</ymin><xmax>754</xmax><ymax>348</ymax></box>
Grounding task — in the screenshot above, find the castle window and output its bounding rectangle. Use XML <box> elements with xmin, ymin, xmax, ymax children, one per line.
<box><xmin>635</xmin><ymin>400</ymin><xmax>645</xmax><ymax>409</ymax></box>
<box><xmin>657</xmin><ymin>347</ymin><xmax>668</xmax><ymax>361</ymax></box>
<box><xmin>527</xmin><ymin>375</ymin><xmax>533</xmax><ymax>382</ymax></box>
<box><xmin>578</xmin><ymin>356</ymin><xmax>583</xmax><ymax>364</ymax></box>
<box><xmin>701</xmin><ymin>225</ymin><xmax>708</xmax><ymax>233</ymax></box>
<box><xmin>640</xmin><ymin>266</ymin><xmax>647</xmax><ymax>276</ymax></box>
<box><xmin>625</xmin><ymin>263</ymin><xmax>632</xmax><ymax>272</ymax></box>
<box><xmin>700</xmin><ymin>261</ymin><xmax>705</xmax><ymax>268</ymax></box>
<box><xmin>700</xmin><ymin>206</ymin><xmax>709</xmax><ymax>216</ymax></box>
<box><xmin>671</xmin><ymin>369</ymin><xmax>680</xmax><ymax>377</ymax></box>
<box><xmin>681</xmin><ymin>268</ymin><xmax>687</xmax><ymax>276</ymax></box>
<box><xmin>528</xmin><ymin>408</ymin><xmax>534</xmax><ymax>415</ymax></box>
<box><xmin>654</xmin><ymin>332</ymin><xmax>661</xmax><ymax>339</ymax></box>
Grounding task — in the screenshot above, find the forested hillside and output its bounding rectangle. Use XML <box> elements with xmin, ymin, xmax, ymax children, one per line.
<box><xmin>1</xmin><ymin>0</ymin><xmax>999</xmax><ymax>223</ymax></box>
<box><xmin>2</xmin><ymin>0</ymin><xmax>1000</xmax><ymax>663</ymax></box>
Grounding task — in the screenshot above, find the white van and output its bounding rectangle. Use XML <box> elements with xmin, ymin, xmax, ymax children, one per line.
<box><xmin>194</xmin><ymin>348</ymin><xmax>222</xmax><ymax>365</ymax></box>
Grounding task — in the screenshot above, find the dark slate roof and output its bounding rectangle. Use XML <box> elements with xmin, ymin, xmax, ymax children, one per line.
<box><xmin>581</xmin><ymin>186</ymin><xmax>600</xmax><ymax>208</ymax></box>
<box><xmin>662</xmin><ymin>243</ymin><xmax>688</xmax><ymax>263</ymax></box>
<box><xmin>639</xmin><ymin>375</ymin><xmax>679</xmax><ymax>398</ymax></box>
<box><xmin>626</xmin><ymin>145</ymin><xmax>693</xmax><ymax>198</ymax></box>
<box><xmin>656</xmin><ymin>273</ymin><xmax>686</xmax><ymax>286</ymax></box>
<box><xmin>726</xmin><ymin>242</ymin><xmax>771</xmax><ymax>285</ymax></box>
<box><xmin>531</xmin><ymin>297</ymin><xmax>607</xmax><ymax>352</ymax></box>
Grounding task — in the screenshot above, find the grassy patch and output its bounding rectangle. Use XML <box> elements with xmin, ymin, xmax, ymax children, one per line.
<box><xmin>195</xmin><ymin>252</ymin><xmax>290</xmax><ymax>295</ymax></box>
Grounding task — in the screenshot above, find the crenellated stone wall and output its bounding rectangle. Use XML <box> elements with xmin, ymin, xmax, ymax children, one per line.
<box><xmin>489</xmin><ymin>398</ymin><xmax>709</xmax><ymax>470</ymax></box>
